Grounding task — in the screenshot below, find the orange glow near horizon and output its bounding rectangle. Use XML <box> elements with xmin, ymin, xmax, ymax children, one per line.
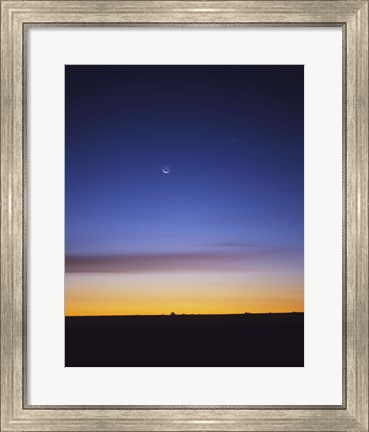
<box><xmin>65</xmin><ymin>272</ymin><xmax>304</xmax><ymax>316</ymax></box>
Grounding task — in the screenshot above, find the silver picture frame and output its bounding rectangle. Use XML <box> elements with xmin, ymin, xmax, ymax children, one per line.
<box><xmin>1</xmin><ymin>1</ymin><xmax>368</xmax><ymax>430</ymax></box>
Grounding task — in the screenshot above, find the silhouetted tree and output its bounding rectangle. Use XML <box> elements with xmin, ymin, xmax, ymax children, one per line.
<box><xmin>170</xmin><ymin>312</ymin><xmax>176</xmax><ymax>316</ymax></box>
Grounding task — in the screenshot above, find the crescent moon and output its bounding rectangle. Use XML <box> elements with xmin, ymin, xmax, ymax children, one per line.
<box><xmin>162</xmin><ymin>166</ymin><xmax>170</xmax><ymax>174</ymax></box>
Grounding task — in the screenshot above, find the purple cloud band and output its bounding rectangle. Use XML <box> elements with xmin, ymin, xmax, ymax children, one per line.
<box><xmin>65</xmin><ymin>248</ymin><xmax>299</xmax><ymax>274</ymax></box>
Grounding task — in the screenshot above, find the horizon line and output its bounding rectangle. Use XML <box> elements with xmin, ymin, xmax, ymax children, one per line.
<box><xmin>65</xmin><ymin>311</ymin><xmax>304</xmax><ymax>318</ymax></box>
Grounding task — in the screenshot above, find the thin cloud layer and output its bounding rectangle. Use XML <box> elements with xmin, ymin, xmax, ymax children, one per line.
<box><xmin>65</xmin><ymin>248</ymin><xmax>296</xmax><ymax>274</ymax></box>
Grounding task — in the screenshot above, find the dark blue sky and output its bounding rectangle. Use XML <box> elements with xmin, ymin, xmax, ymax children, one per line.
<box><xmin>65</xmin><ymin>65</ymin><xmax>303</xmax><ymax>263</ymax></box>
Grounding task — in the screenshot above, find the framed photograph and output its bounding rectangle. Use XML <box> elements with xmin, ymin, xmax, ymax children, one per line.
<box><xmin>64</xmin><ymin>64</ymin><xmax>305</xmax><ymax>368</ymax></box>
<box><xmin>1</xmin><ymin>1</ymin><xmax>368</xmax><ymax>431</ymax></box>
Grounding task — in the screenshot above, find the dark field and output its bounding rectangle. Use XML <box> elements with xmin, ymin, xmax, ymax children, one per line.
<box><xmin>65</xmin><ymin>313</ymin><xmax>304</xmax><ymax>367</ymax></box>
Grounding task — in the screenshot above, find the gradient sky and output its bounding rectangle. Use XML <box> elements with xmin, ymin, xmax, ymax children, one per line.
<box><xmin>65</xmin><ymin>65</ymin><xmax>304</xmax><ymax>316</ymax></box>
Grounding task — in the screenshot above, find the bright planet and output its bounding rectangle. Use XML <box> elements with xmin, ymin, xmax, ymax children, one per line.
<box><xmin>162</xmin><ymin>166</ymin><xmax>170</xmax><ymax>174</ymax></box>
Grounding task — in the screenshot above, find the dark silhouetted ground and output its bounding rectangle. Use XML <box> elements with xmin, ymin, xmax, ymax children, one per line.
<box><xmin>65</xmin><ymin>313</ymin><xmax>304</xmax><ymax>367</ymax></box>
